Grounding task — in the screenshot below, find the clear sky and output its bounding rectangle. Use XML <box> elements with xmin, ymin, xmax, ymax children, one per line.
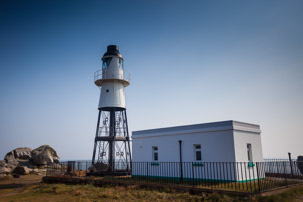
<box><xmin>0</xmin><ymin>0</ymin><xmax>302</xmax><ymax>160</ymax></box>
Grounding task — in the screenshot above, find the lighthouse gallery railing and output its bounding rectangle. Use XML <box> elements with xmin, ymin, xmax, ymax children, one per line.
<box><xmin>94</xmin><ymin>70</ymin><xmax>130</xmax><ymax>83</ymax></box>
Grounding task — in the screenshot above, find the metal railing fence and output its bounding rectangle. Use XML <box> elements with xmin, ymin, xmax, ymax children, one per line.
<box><xmin>46</xmin><ymin>160</ymin><xmax>303</xmax><ymax>194</ymax></box>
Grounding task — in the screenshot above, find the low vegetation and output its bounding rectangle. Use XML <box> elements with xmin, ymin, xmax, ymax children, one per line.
<box><xmin>0</xmin><ymin>183</ymin><xmax>246</xmax><ymax>201</ymax></box>
<box><xmin>0</xmin><ymin>175</ymin><xmax>302</xmax><ymax>201</ymax></box>
<box><xmin>257</xmin><ymin>186</ymin><xmax>303</xmax><ymax>202</ymax></box>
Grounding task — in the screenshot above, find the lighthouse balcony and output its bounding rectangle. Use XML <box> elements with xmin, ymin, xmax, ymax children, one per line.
<box><xmin>94</xmin><ymin>70</ymin><xmax>130</xmax><ymax>87</ymax></box>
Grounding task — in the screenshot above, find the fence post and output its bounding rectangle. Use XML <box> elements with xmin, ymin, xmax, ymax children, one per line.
<box><xmin>256</xmin><ymin>162</ymin><xmax>261</xmax><ymax>194</ymax></box>
<box><xmin>146</xmin><ymin>162</ymin><xmax>149</xmax><ymax>184</ymax></box>
<box><xmin>283</xmin><ymin>161</ymin><xmax>288</xmax><ymax>187</ymax></box>
<box><xmin>192</xmin><ymin>162</ymin><xmax>195</xmax><ymax>187</ymax></box>
<box><xmin>78</xmin><ymin>161</ymin><xmax>80</xmax><ymax>177</ymax></box>
<box><xmin>86</xmin><ymin>162</ymin><xmax>87</xmax><ymax>177</ymax></box>
<box><xmin>179</xmin><ymin>140</ymin><xmax>183</xmax><ymax>182</ymax></box>
<box><xmin>288</xmin><ymin>152</ymin><xmax>294</xmax><ymax>178</ymax></box>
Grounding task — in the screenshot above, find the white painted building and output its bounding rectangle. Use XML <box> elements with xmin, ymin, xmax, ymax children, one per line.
<box><xmin>132</xmin><ymin>120</ymin><xmax>264</xmax><ymax>182</ymax></box>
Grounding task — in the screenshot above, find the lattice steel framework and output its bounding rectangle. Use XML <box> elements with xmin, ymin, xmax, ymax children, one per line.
<box><xmin>92</xmin><ymin>108</ymin><xmax>131</xmax><ymax>173</ymax></box>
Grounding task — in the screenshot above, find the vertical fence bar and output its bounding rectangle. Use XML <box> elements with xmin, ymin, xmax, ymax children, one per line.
<box><xmin>203</xmin><ymin>162</ymin><xmax>208</xmax><ymax>186</ymax></box>
<box><xmin>252</xmin><ymin>162</ymin><xmax>256</xmax><ymax>194</ymax></box>
<box><xmin>268</xmin><ymin>161</ymin><xmax>273</xmax><ymax>190</ymax></box>
<box><xmin>215</xmin><ymin>162</ymin><xmax>218</xmax><ymax>189</ymax></box>
<box><xmin>260</xmin><ymin>161</ymin><xmax>265</xmax><ymax>192</ymax></box>
<box><xmin>180</xmin><ymin>161</ymin><xmax>183</xmax><ymax>182</ymax></box>
<box><xmin>222</xmin><ymin>162</ymin><xmax>225</xmax><ymax>189</ymax></box>
<box><xmin>225</xmin><ymin>162</ymin><xmax>230</xmax><ymax>189</ymax></box>
<box><xmin>191</xmin><ymin>162</ymin><xmax>195</xmax><ymax>187</ymax></box>
<box><xmin>283</xmin><ymin>161</ymin><xmax>288</xmax><ymax>187</ymax></box>
<box><xmin>229</xmin><ymin>162</ymin><xmax>233</xmax><ymax>191</ymax></box>
<box><xmin>214</xmin><ymin>162</ymin><xmax>217</xmax><ymax>188</ymax></box>
<box><xmin>219</xmin><ymin>162</ymin><xmax>222</xmax><ymax>189</ymax></box>
<box><xmin>244</xmin><ymin>162</ymin><xmax>248</xmax><ymax>192</ymax></box>
<box><xmin>200</xmin><ymin>162</ymin><xmax>203</xmax><ymax>186</ymax></box>
<box><xmin>256</xmin><ymin>162</ymin><xmax>261</xmax><ymax>194</ymax></box>
<box><xmin>213</xmin><ymin>162</ymin><xmax>215</xmax><ymax>189</ymax></box>
<box><xmin>146</xmin><ymin>162</ymin><xmax>149</xmax><ymax>184</ymax></box>
<box><xmin>168</xmin><ymin>162</ymin><xmax>170</xmax><ymax>185</ymax></box>
<box><xmin>288</xmin><ymin>153</ymin><xmax>294</xmax><ymax>178</ymax></box>
<box><xmin>237</xmin><ymin>162</ymin><xmax>240</xmax><ymax>191</ymax></box>
<box><xmin>166</xmin><ymin>162</ymin><xmax>168</xmax><ymax>184</ymax></box>
<box><xmin>187</xmin><ymin>162</ymin><xmax>190</xmax><ymax>186</ymax></box>
<box><xmin>206</xmin><ymin>162</ymin><xmax>211</xmax><ymax>187</ymax></box>
<box><xmin>162</xmin><ymin>162</ymin><xmax>164</xmax><ymax>184</ymax></box>
<box><xmin>208</xmin><ymin>162</ymin><xmax>211</xmax><ymax>188</ymax></box>
<box><xmin>247</xmin><ymin>162</ymin><xmax>253</xmax><ymax>192</ymax></box>
<box><xmin>164</xmin><ymin>162</ymin><xmax>166</xmax><ymax>184</ymax></box>
<box><xmin>279</xmin><ymin>161</ymin><xmax>283</xmax><ymax>188</ymax></box>
<box><xmin>177</xmin><ymin>162</ymin><xmax>179</xmax><ymax>185</ymax></box>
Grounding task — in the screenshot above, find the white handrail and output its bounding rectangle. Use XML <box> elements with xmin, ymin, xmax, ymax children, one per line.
<box><xmin>94</xmin><ymin>70</ymin><xmax>131</xmax><ymax>82</ymax></box>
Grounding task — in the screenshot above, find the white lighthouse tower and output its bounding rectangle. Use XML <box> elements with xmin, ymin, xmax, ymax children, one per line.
<box><xmin>92</xmin><ymin>45</ymin><xmax>131</xmax><ymax>174</ymax></box>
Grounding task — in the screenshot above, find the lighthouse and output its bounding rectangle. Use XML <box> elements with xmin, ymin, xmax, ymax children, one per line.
<box><xmin>92</xmin><ymin>45</ymin><xmax>131</xmax><ymax>174</ymax></box>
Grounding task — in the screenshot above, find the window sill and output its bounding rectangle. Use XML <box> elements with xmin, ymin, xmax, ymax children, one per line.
<box><xmin>151</xmin><ymin>162</ymin><xmax>160</xmax><ymax>166</ymax></box>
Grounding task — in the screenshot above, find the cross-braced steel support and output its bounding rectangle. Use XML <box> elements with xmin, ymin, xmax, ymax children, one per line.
<box><xmin>92</xmin><ymin>108</ymin><xmax>131</xmax><ymax>175</ymax></box>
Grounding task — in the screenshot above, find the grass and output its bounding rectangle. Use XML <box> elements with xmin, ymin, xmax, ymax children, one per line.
<box><xmin>114</xmin><ymin>175</ymin><xmax>303</xmax><ymax>194</ymax></box>
<box><xmin>0</xmin><ymin>182</ymin><xmax>250</xmax><ymax>201</ymax></box>
<box><xmin>1</xmin><ymin>174</ymin><xmax>303</xmax><ymax>201</ymax></box>
<box><xmin>257</xmin><ymin>186</ymin><xmax>303</xmax><ymax>202</ymax></box>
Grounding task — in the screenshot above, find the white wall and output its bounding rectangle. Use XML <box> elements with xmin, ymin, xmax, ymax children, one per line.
<box><xmin>233</xmin><ymin>130</ymin><xmax>265</xmax><ymax>181</ymax></box>
<box><xmin>132</xmin><ymin>121</ymin><xmax>265</xmax><ymax>181</ymax></box>
<box><xmin>233</xmin><ymin>131</ymin><xmax>263</xmax><ymax>163</ymax></box>
<box><xmin>132</xmin><ymin>130</ymin><xmax>239</xmax><ymax>180</ymax></box>
<box><xmin>132</xmin><ymin>130</ymin><xmax>236</xmax><ymax>162</ymax></box>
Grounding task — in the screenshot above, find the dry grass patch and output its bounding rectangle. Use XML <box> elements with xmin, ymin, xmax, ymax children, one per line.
<box><xmin>0</xmin><ymin>182</ymin><xmax>250</xmax><ymax>201</ymax></box>
<box><xmin>2</xmin><ymin>175</ymin><xmax>302</xmax><ymax>201</ymax></box>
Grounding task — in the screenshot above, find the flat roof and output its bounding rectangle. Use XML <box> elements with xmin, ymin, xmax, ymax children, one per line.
<box><xmin>132</xmin><ymin>120</ymin><xmax>260</xmax><ymax>137</ymax></box>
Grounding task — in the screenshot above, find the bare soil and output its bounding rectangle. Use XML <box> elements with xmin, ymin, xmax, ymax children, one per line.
<box><xmin>0</xmin><ymin>175</ymin><xmax>43</xmax><ymax>197</ymax></box>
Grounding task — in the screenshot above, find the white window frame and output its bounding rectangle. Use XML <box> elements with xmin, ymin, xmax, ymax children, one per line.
<box><xmin>247</xmin><ymin>143</ymin><xmax>253</xmax><ymax>162</ymax></box>
<box><xmin>194</xmin><ymin>144</ymin><xmax>202</xmax><ymax>161</ymax></box>
<box><xmin>152</xmin><ymin>146</ymin><xmax>158</xmax><ymax>161</ymax></box>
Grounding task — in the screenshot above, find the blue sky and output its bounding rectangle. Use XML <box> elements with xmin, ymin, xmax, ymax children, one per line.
<box><xmin>0</xmin><ymin>0</ymin><xmax>302</xmax><ymax>160</ymax></box>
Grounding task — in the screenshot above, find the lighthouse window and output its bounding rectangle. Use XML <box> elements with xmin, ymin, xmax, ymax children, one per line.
<box><xmin>102</xmin><ymin>57</ymin><xmax>112</xmax><ymax>69</ymax></box>
<box><xmin>119</xmin><ymin>58</ymin><xmax>124</xmax><ymax>69</ymax></box>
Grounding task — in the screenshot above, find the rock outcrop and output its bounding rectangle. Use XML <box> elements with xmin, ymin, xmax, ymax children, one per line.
<box><xmin>4</xmin><ymin>147</ymin><xmax>32</xmax><ymax>162</ymax></box>
<box><xmin>4</xmin><ymin>147</ymin><xmax>33</xmax><ymax>169</ymax></box>
<box><xmin>31</xmin><ymin>145</ymin><xmax>60</xmax><ymax>166</ymax></box>
<box><xmin>0</xmin><ymin>160</ymin><xmax>11</xmax><ymax>176</ymax></box>
<box><xmin>13</xmin><ymin>166</ymin><xmax>30</xmax><ymax>175</ymax></box>
<box><xmin>0</xmin><ymin>145</ymin><xmax>60</xmax><ymax>176</ymax></box>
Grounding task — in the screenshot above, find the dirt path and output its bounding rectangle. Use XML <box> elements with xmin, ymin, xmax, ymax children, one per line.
<box><xmin>260</xmin><ymin>184</ymin><xmax>303</xmax><ymax>197</ymax></box>
<box><xmin>294</xmin><ymin>195</ymin><xmax>303</xmax><ymax>201</ymax></box>
<box><xmin>0</xmin><ymin>175</ymin><xmax>43</xmax><ymax>197</ymax></box>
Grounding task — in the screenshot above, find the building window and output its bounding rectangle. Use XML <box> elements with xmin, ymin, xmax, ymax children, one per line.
<box><xmin>152</xmin><ymin>146</ymin><xmax>158</xmax><ymax>161</ymax></box>
<box><xmin>194</xmin><ymin>144</ymin><xmax>202</xmax><ymax>161</ymax></box>
<box><xmin>247</xmin><ymin>144</ymin><xmax>253</xmax><ymax>162</ymax></box>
